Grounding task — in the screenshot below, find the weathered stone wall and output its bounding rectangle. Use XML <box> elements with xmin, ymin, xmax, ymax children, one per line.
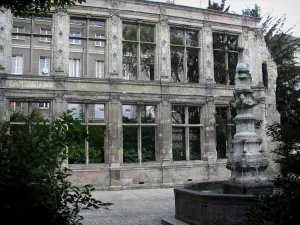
<box><xmin>0</xmin><ymin>0</ymin><xmax>279</xmax><ymax>188</ymax></box>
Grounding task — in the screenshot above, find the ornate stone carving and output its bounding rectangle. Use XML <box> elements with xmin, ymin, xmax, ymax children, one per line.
<box><xmin>206</xmin><ymin>60</ymin><xmax>212</xmax><ymax>68</ymax></box>
<box><xmin>160</xmin><ymin>16</ymin><xmax>169</xmax><ymax>31</ymax></box>
<box><xmin>53</xmin><ymin>76</ymin><xmax>66</xmax><ymax>89</ymax></box>
<box><xmin>205</xmin><ymin>76</ymin><xmax>214</xmax><ymax>95</ymax></box>
<box><xmin>206</xmin><ymin>44</ymin><xmax>211</xmax><ymax>52</ymax></box>
<box><xmin>109</xmin><ymin>95</ymin><xmax>120</xmax><ymax>103</ymax></box>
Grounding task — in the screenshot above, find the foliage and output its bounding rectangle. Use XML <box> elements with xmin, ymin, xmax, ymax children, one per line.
<box><xmin>242</xmin><ymin>4</ymin><xmax>260</xmax><ymax>18</ymax></box>
<box><xmin>246</xmin><ymin>123</ymin><xmax>300</xmax><ymax>225</ymax></box>
<box><xmin>0</xmin><ymin>110</ymin><xmax>111</xmax><ymax>225</ymax></box>
<box><xmin>0</xmin><ymin>0</ymin><xmax>85</xmax><ymax>17</ymax></box>
<box><xmin>207</xmin><ymin>0</ymin><xmax>230</xmax><ymax>13</ymax></box>
<box><xmin>261</xmin><ymin>15</ymin><xmax>300</xmax><ymax>126</ymax></box>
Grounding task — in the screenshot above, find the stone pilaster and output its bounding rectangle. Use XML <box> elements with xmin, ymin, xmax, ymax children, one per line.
<box><xmin>158</xmin><ymin>97</ymin><xmax>172</xmax><ymax>164</ymax></box>
<box><xmin>107</xmin><ymin>3</ymin><xmax>122</xmax><ymax>79</ymax></box>
<box><xmin>52</xmin><ymin>10</ymin><xmax>69</xmax><ymax>76</ymax></box>
<box><xmin>157</xmin><ymin>11</ymin><xmax>171</xmax><ymax>81</ymax></box>
<box><xmin>0</xmin><ymin>9</ymin><xmax>12</xmax><ymax>74</ymax></box>
<box><xmin>202</xmin><ymin>15</ymin><xmax>214</xmax><ymax>82</ymax></box>
<box><xmin>107</xmin><ymin>95</ymin><xmax>123</xmax><ymax>165</ymax></box>
<box><xmin>0</xmin><ymin>91</ymin><xmax>9</xmax><ymax>121</ymax></box>
<box><xmin>52</xmin><ymin>93</ymin><xmax>67</xmax><ymax>119</ymax></box>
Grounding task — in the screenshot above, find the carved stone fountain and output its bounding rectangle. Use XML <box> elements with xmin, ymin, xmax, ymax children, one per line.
<box><xmin>162</xmin><ymin>48</ymin><xmax>274</xmax><ymax>225</ymax></box>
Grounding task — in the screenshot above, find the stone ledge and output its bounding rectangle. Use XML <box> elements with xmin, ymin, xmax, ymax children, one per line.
<box><xmin>161</xmin><ymin>216</ymin><xmax>188</xmax><ymax>225</ymax></box>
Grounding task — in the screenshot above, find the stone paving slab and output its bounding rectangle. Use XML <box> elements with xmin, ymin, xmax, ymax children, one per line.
<box><xmin>82</xmin><ymin>188</ymin><xmax>175</xmax><ymax>225</ymax></box>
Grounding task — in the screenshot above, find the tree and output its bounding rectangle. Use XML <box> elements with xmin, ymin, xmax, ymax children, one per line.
<box><xmin>242</xmin><ymin>4</ymin><xmax>260</xmax><ymax>17</ymax></box>
<box><xmin>0</xmin><ymin>0</ymin><xmax>85</xmax><ymax>17</ymax></box>
<box><xmin>207</xmin><ymin>0</ymin><xmax>230</xmax><ymax>13</ymax></box>
<box><xmin>0</xmin><ymin>110</ymin><xmax>111</xmax><ymax>225</ymax></box>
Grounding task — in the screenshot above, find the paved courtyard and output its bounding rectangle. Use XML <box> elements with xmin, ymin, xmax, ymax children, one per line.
<box><xmin>82</xmin><ymin>188</ymin><xmax>175</xmax><ymax>225</ymax></box>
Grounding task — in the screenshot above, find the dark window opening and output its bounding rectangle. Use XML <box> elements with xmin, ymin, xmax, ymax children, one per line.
<box><xmin>262</xmin><ymin>62</ymin><xmax>268</xmax><ymax>88</ymax></box>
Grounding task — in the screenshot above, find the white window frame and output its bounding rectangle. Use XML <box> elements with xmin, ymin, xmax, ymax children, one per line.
<box><xmin>11</xmin><ymin>102</ymin><xmax>23</xmax><ymax>111</ymax></box>
<box><xmin>38</xmin><ymin>102</ymin><xmax>50</xmax><ymax>109</ymax></box>
<box><xmin>95</xmin><ymin>34</ymin><xmax>105</xmax><ymax>47</ymax></box>
<box><xmin>69</xmin><ymin>31</ymin><xmax>81</xmax><ymax>45</ymax></box>
<box><xmin>95</xmin><ymin>60</ymin><xmax>104</xmax><ymax>78</ymax></box>
<box><xmin>11</xmin><ymin>55</ymin><xmax>24</xmax><ymax>75</ymax></box>
<box><xmin>12</xmin><ymin>26</ymin><xmax>25</xmax><ymax>40</ymax></box>
<box><xmin>69</xmin><ymin>58</ymin><xmax>80</xmax><ymax>77</ymax></box>
<box><xmin>40</xmin><ymin>28</ymin><xmax>51</xmax><ymax>42</ymax></box>
<box><xmin>39</xmin><ymin>57</ymin><xmax>51</xmax><ymax>76</ymax></box>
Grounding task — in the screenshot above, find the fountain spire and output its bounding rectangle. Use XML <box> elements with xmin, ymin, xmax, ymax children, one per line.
<box><xmin>224</xmin><ymin>47</ymin><xmax>272</xmax><ymax>194</ymax></box>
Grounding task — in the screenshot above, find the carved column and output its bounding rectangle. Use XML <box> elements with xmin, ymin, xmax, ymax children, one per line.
<box><xmin>0</xmin><ymin>9</ymin><xmax>12</xmax><ymax>74</ymax></box>
<box><xmin>52</xmin><ymin>11</ymin><xmax>69</xmax><ymax>76</ymax></box>
<box><xmin>157</xmin><ymin>9</ymin><xmax>171</xmax><ymax>81</ymax></box>
<box><xmin>107</xmin><ymin>4</ymin><xmax>122</xmax><ymax>78</ymax></box>
<box><xmin>202</xmin><ymin>14</ymin><xmax>214</xmax><ymax>83</ymax></box>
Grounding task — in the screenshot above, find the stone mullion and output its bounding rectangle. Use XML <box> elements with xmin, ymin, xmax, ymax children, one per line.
<box><xmin>85</xmin><ymin>104</ymin><xmax>89</xmax><ymax>165</ymax></box>
<box><xmin>52</xmin><ymin>11</ymin><xmax>70</xmax><ymax>75</ymax></box>
<box><xmin>184</xmin><ymin>106</ymin><xmax>189</xmax><ymax>160</ymax></box>
<box><xmin>29</xmin><ymin>17</ymin><xmax>34</xmax><ymax>74</ymax></box>
<box><xmin>183</xmin><ymin>30</ymin><xmax>187</xmax><ymax>82</ymax></box>
<box><xmin>86</xmin><ymin>18</ymin><xmax>89</xmax><ymax>77</ymax></box>
<box><xmin>198</xmin><ymin>30</ymin><xmax>203</xmax><ymax>83</ymax></box>
<box><xmin>137</xmin><ymin>105</ymin><xmax>142</xmax><ymax>163</ymax></box>
<box><xmin>227</xmin><ymin>106</ymin><xmax>232</xmax><ymax>157</ymax></box>
<box><xmin>137</xmin><ymin>24</ymin><xmax>141</xmax><ymax>80</ymax></box>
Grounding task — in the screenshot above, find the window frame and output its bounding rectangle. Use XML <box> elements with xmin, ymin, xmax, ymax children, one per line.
<box><xmin>171</xmin><ymin>105</ymin><xmax>203</xmax><ymax>161</ymax></box>
<box><xmin>170</xmin><ymin>27</ymin><xmax>201</xmax><ymax>83</ymax></box>
<box><xmin>122</xmin><ymin>22</ymin><xmax>156</xmax><ymax>81</ymax></box>
<box><xmin>69</xmin><ymin>58</ymin><xmax>81</xmax><ymax>77</ymax></box>
<box><xmin>12</xmin><ymin>25</ymin><xmax>25</xmax><ymax>40</ymax></box>
<box><xmin>39</xmin><ymin>56</ymin><xmax>51</xmax><ymax>76</ymax></box>
<box><xmin>11</xmin><ymin>55</ymin><xmax>24</xmax><ymax>75</ymax></box>
<box><xmin>69</xmin><ymin>31</ymin><xmax>82</xmax><ymax>45</ymax></box>
<box><xmin>212</xmin><ymin>31</ymin><xmax>239</xmax><ymax>85</ymax></box>
<box><xmin>122</xmin><ymin>104</ymin><xmax>157</xmax><ymax>163</ymax></box>
<box><xmin>39</xmin><ymin>28</ymin><xmax>51</xmax><ymax>42</ymax></box>
<box><xmin>95</xmin><ymin>33</ymin><xmax>105</xmax><ymax>47</ymax></box>
<box><xmin>95</xmin><ymin>60</ymin><xmax>104</xmax><ymax>78</ymax></box>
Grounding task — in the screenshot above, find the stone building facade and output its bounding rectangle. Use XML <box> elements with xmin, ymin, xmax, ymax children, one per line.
<box><xmin>0</xmin><ymin>0</ymin><xmax>280</xmax><ymax>189</ymax></box>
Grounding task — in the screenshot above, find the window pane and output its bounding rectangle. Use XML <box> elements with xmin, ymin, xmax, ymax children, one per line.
<box><xmin>172</xmin><ymin>127</ymin><xmax>186</xmax><ymax>161</ymax></box>
<box><xmin>228</xmin><ymin>52</ymin><xmax>238</xmax><ymax>85</ymax></box>
<box><xmin>172</xmin><ymin>106</ymin><xmax>185</xmax><ymax>124</ymax></box>
<box><xmin>68</xmin><ymin>141</ymin><xmax>85</xmax><ymax>164</ymax></box>
<box><xmin>227</xmin><ymin>35</ymin><xmax>238</xmax><ymax>51</ymax></box>
<box><xmin>213</xmin><ymin>33</ymin><xmax>225</xmax><ymax>49</ymax></box>
<box><xmin>171</xmin><ymin>46</ymin><xmax>184</xmax><ymax>82</ymax></box>
<box><xmin>39</xmin><ymin>57</ymin><xmax>50</xmax><ymax>76</ymax></box>
<box><xmin>10</xmin><ymin>101</ymin><xmax>28</xmax><ymax>122</ymax></box>
<box><xmin>140</xmin><ymin>25</ymin><xmax>154</xmax><ymax>42</ymax></box>
<box><xmin>89</xmin><ymin>104</ymin><xmax>105</xmax><ymax>123</ymax></box>
<box><xmin>88</xmin><ymin>125</ymin><xmax>105</xmax><ymax>163</ymax></box>
<box><xmin>186</xmin><ymin>30</ymin><xmax>198</xmax><ymax>47</ymax></box>
<box><xmin>123</xmin><ymin>126</ymin><xmax>138</xmax><ymax>163</ymax></box>
<box><xmin>122</xmin><ymin>105</ymin><xmax>138</xmax><ymax>123</ymax></box>
<box><xmin>170</xmin><ymin>29</ymin><xmax>184</xmax><ymax>45</ymax></box>
<box><xmin>214</xmin><ymin>50</ymin><xmax>226</xmax><ymax>84</ymax></box>
<box><xmin>187</xmin><ymin>48</ymin><xmax>199</xmax><ymax>83</ymax></box>
<box><xmin>141</xmin><ymin>44</ymin><xmax>155</xmax><ymax>80</ymax></box>
<box><xmin>142</xmin><ymin>126</ymin><xmax>155</xmax><ymax>162</ymax></box>
<box><xmin>122</xmin><ymin>23</ymin><xmax>137</xmax><ymax>41</ymax></box>
<box><xmin>188</xmin><ymin>106</ymin><xmax>200</xmax><ymax>124</ymax></box>
<box><xmin>189</xmin><ymin>127</ymin><xmax>201</xmax><ymax>160</ymax></box>
<box><xmin>68</xmin><ymin>103</ymin><xmax>85</xmax><ymax>121</ymax></box>
<box><xmin>216</xmin><ymin>107</ymin><xmax>228</xmax><ymax>159</ymax></box>
<box><xmin>31</xmin><ymin>102</ymin><xmax>51</xmax><ymax>120</ymax></box>
<box><xmin>141</xmin><ymin>105</ymin><xmax>155</xmax><ymax>123</ymax></box>
<box><xmin>123</xmin><ymin>42</ymin><xmax>137</xmax><ymax>79</ymax></box>
<box><xmin>95</xmin><ymin>60</ymin><xmax>104</xmax><ymax>78</ymax></box>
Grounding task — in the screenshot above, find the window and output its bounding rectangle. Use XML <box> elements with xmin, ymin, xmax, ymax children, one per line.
<box><xmin>69</xmin><ymin>59</ymin><xmax>80</xmax><ymax>77</ymax></box>
<box><xmin>39</xmin><ymin>57</ymin><xmax>50</xmax><ymax>76</ymax></box>
<box><xmin>38</xmin><ymin>103</ymin><xmax>50</xmax><ymax>108</ymax></box>
<box><xmin>40</xmin><ymin>28</ymin><xmax>51</xmax><ymax>42</ymax></box>
<box><xmin>213</xmin><ymin>32</ymin><xmax>238</xmax><ymax>85</ymax></box>
<box><xmin>68</xmin><ymin>103</ymin><xmax>105</xmax><ymax>164</ymax></box>
<box><xmin>95</xmin><ymin>60</ymin><xmax>104</xmax><ymax>78</ymax></box>
<box><xmin>216</xmin><ymin>106</ymin><xmax>236</xmax><ymax>159</ymax></box>
<box><xmin>122</xmin><ymin>23</ymin><xmax>155</xmax><ymax>80</ymax></box>
<box><xmin>11</xmin><ymin>55</ymin><xmax>23</xmax><ymax>75</ymax></box>
<box><xmin>262</xmin><ymin>62</ymin><xmax>268</xmax><ymax>88</ymax></box>
<box><xmin>10</xmin><ymin>102</ymin><xmax>23</xmax><ymax>112</ymax></box>
<box><xmin>170</xmin><ymin>28</ymin><xmax>200</xmax><ymax>83</ymax></box>
<box><xmin>172</xmin><ymin>106</ymin><xmax>202</xmax><ymax>161</ymax></box>
<box><xmin>69</xmin><ymin>31</ymin><xmax>81</xmax><ymax>45</ymax></box>
<box><xmin>95</xmin><ymin>34</ymin><xmax>105</xmax><ymax>47</ymax></box>
<box><xmin>12</xmin><ymin>26</ymin><xmax>25</xmax><ymax>40</ymax></box>
<box><xmin>122</xmin><ymin>105</ymin><xmax>156</xmax><ymax>163</ymax></box>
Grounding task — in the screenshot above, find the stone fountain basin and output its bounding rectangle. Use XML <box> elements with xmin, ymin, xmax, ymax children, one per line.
<box><xmin>170</xmin><ymin>180</ymin><xmax>276</xmax><ymax>225</ymax></box>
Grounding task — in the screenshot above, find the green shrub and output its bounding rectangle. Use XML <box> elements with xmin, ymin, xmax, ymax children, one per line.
<box><xmin>0</xmin><ymin>110</ymin><xmax>111</xmax><ymax>225</ymax></box>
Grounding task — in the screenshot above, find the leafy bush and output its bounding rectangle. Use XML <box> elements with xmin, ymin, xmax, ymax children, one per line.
<box><xmin>0</xmin><ymin>110</ymin><xmax>111</xmax><ymax>225</ymax></box>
